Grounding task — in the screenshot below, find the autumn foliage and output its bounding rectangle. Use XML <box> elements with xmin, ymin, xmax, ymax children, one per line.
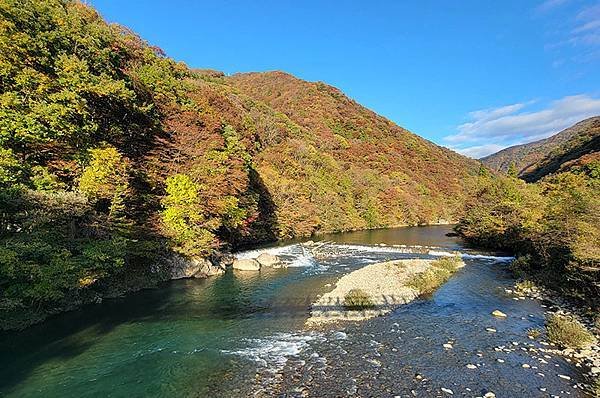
<box><xmin>0</xmin><ymin>0</ymin><xmax>480</xmax><ymax>326</ymax></box>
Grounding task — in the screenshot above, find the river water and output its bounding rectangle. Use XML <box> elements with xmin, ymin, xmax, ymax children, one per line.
<box><xmin>0</xmin><ymin>226</ymin><xmax>588</xmax><ymax>397</ymax></box>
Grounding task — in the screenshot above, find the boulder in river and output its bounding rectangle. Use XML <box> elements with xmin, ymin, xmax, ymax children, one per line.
<box><xmin>167</xmin><ymin>255</ymin><xmax>224</xmax><ymax>279</ymax></box>
<box><xmin>232</xmin><ymin>258</ymin><xmax>261</xmax><ymax>271</ymax></box>
<box><xmin>194</xmin><ymin>259</ymin><xmax>226</xmax><ymax>278</ymax></box>
<box><xmin>491</xmin><ymin>309</ymin><xmax>507</xmax><ymax>318</ymax></box>
<box><xmin>256</xmin><ymin>253</ymin><xmax>280</xmax><ymax>267</ymax></box>
<box><xmin>212</xmin><ymin>252</ymin><xmax>235</xmax><ymax>268</ymax></box>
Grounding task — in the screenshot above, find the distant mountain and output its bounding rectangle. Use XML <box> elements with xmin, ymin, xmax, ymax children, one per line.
<box><xmin>481</xmin><ymin>116</ymin><xmax>600</xmax><ymax>181</ymax></box>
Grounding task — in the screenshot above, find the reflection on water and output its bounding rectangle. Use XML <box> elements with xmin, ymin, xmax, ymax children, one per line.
<box><xmin>0</xmin><ymin>226</ymin><xmax>587</xmax><ymax>397</ymax></box>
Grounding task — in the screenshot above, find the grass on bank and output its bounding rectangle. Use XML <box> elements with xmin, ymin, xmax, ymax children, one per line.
<box><xmin>407</xmin><ymin>256</ymin><xmax>462</xmax><ymax>294</ymax></box>
<box><xmin>515</xmin><ymin>279</ymin><xmax>537</xmax><ymax>295</ymax></box>
<box><xmin>527</xmin><ymin>328</ymin><xmax>542</xmax><ymax>339</ymax></box>
<box><xmin>343</xmin><ymin>289</ymin><xmax>375</xmax><ymax>310</ymax></box>
<box><xmin>546</xmin><ymin>314</ymin><xmax>595</xmax><ymax>349</ymax></box>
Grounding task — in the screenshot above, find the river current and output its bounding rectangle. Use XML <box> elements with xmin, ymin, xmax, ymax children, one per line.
<box><xmin>0</xmin><ymin>226</ymin><xmax>588</xmax><ymax>397</ymax></box>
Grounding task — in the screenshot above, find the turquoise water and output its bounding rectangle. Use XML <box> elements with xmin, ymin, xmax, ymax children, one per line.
<box><xmin>0</xmin><ymin>226</ymin><xmax>587</xmax><ymax>397</ymax></box>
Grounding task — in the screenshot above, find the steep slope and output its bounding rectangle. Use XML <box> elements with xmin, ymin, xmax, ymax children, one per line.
<box><xmin>481</xmin><ymin>117</ymin><xmax>600</xmax><ymax>180</ymax></box>
<box><xmin>520</xmin><ymin>117</ymin><xmax>600</xmax><ymax>182</ymax></box>
<box><xmin>227</xmin><ymin>71</ymin><xmax>480</xmax><ymax>234</ymax></box>
<box><xmin>0</xmin><ymin>0</ymin><xmax>480</xmax><ymax>327</ymax></box>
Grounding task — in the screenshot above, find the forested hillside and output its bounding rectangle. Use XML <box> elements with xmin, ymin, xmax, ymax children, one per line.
<box><xmin>481</xmin><ymin>116</ymin><xmax>600</xmax><ymax>180</ymax></box>
<box><xmin>0</xmin><ymin>0</ymin><xmax>480</xmax><ymax>327</ymax></box>
<box><xmin>520</xmin><ymin>117</ymin><xmax>600</xmax><ymax>182</ymax></box>
<box><xmin>456</xmin><ymin>159</ymin><xmax>600</xmax><ymax>309</ymax></box>
<box><xmin>462</xmin><ymin>117</ymin><xmax>600</xmax><ymax>309</ymax></box>
<box><xmin>227</xmin><ymin>71</ymin><xmax>480</xmax><ymax>236</ymax></box>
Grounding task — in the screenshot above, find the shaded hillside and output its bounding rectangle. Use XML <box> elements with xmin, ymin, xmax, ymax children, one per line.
<box><xmin>0</xmin><ymin>0</ymin><xmax>479</xmax><ymax>326</ymax></box>
<box><xmin>520</xmin><ymin>117</ymin><xmax>600</xmax><ymax>182</ymax></box>
<box><xmin>481</xmin><ymin>117</ymin><xmax>600</xmax><ymax>180</ymax></box>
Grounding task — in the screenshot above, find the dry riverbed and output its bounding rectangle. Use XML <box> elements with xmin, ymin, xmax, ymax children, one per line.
<box><xmin>307</xmin><ymin>257</ymin><xmax>465</xmax><ymax>325</ymax></box>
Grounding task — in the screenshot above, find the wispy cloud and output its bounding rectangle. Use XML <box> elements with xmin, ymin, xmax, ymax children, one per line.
<box><xmin>536</xmin><ymin>0</ymin><xmax>571</xmax><ymax>13</ymax></box>
<box><xmin>542</xmin><ymin>1</ymin><xmax>600</xmax><ymax>64</ymax></box>
<box><xmin>445</xmin><ymin>94</ymin><xmax>600</xmax><ymax>158</ymax></box>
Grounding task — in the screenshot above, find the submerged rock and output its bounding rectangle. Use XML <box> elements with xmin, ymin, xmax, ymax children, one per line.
<box><xmin>233</xmin><ymin>258</ymin><xmax>261</xmax><ymax>271</ymax></box>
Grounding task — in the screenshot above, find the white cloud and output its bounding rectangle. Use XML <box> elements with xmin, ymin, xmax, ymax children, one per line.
<box><xmin>451</xmin><ymin>144</ymin><xmax>507</xmax><ymax>159</ymax></box>
<box><xmin>445</xmin><ymin>94</ymin><xmax>600</xmax><ymax>158</ymax></box>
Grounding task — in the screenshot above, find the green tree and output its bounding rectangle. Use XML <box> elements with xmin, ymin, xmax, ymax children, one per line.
<box><xmin>161</xmin><ymin>174</ymin><xmax>216</xmax><ymax>256</ymax></box>
<box><xmin>507</xmin><ymin>162</ymin><xmax>518</xmax><ymax>177</ymax></box>
<box><xmin>78</xmin><ymin>146</ymin><xmax>130</xmax><ymax>230</ymax></box>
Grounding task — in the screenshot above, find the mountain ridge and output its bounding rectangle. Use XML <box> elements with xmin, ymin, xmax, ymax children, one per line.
<box><xmin>481</xmin><ymin>116</ymin><xmax>600</xmax><ymax>181</ymax></box>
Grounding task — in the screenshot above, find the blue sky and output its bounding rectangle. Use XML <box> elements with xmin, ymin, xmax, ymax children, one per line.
<box><xmin>90</xmin><ymin>0</ymin><xmax>600</xmax><ymax>158</ymax></box>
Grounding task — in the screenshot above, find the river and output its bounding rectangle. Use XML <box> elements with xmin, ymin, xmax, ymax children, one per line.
<box><xmin>0</xmin><ymin>226</ymin><xmax>588</xmax><ymax>397</ymax></box>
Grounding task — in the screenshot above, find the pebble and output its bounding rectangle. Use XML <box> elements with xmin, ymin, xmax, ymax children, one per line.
<box><xmin>558</xmin><ymin>374</ymin><xmax>571</xmax><ymax>380</ymax></box>
<box><xmin>443</xmin><ymin>343</ymin><xmax>453</xmax><ymax>349</ymax></box>
<box><xmin>497</xmin><ymin>359</ymin><xmax>505</xmax><ymax>363</ymax></box>
<box><xmin>484</xmin><ymin>393</ymin><xmax>496</xmax><ymax>398</ymax></box>
<box><xmin>522</xmin><ymin>364</ymin><xmax>531</xmax><ymax>368</ymax></box>
<box><xmin>485</xmin><ymin>328</ymin><xmax>497</xmax><ymax>333</ymax></box>
<box><xmin>441</xmin><ymin>388</ymin><xmax>454</xmax><ymax>394</ymax></box>
<box><xmin>466</xmin><ymin>364</ymin><xmax>477</xmax><ymax>369</ymax></box>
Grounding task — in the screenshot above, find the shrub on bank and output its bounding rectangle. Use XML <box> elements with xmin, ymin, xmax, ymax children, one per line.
<box><xmin>527</xmin><ymin>328</ymin><xmax>542</xmax><ymax>339</ymax></box>
<box><xmin>546</xmin><ymin>314</ymin><xmax>595</xmax><ymax>349</ymax></box>
<box><xmin>407</xmin><ymin>256</ymin><xmax>461</xmax><ymax>294</ymax></box>
<box><xmin>343</xmin><ymin>289</ymin><xmax>375</xmax><ymax>310</ymax></box>
<box><xmin>515</xmin><ymin>279</ymin><xmax>537</xmax><ymax>295</ymax></box>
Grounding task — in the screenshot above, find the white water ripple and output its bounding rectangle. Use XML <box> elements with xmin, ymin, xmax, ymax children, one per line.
<box><xmin>221</xmin><ymin>332</ymin><xmax>324</xmax><ymax>372</ymax></box>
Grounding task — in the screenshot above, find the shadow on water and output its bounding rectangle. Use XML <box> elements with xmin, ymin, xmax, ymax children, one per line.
<box><xmin>0</xmin><ymin>280</ymin><xmax>180</xmax><ymax>393</ymax></box>
<box><xmin>0</xmin><ymin>266</ymin><xmax>320</xmax><ymax>396</ymax></box>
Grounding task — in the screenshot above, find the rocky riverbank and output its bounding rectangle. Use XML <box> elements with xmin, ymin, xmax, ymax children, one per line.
<box><xmin>510</xmin><ymin>281</ymin><xmax>600</xmax><ymax>396</ymax></box>
<box><xmin>306</xmin><ymin>257</ymin><xmax>465</xmax><ymax>325</ymax></box>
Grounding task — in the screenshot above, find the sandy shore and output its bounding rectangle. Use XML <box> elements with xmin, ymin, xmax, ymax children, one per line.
<box><xmin>306</xmin><ymin>258</ymin><xmax>464</xmax><ymax>325</ymax></box>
